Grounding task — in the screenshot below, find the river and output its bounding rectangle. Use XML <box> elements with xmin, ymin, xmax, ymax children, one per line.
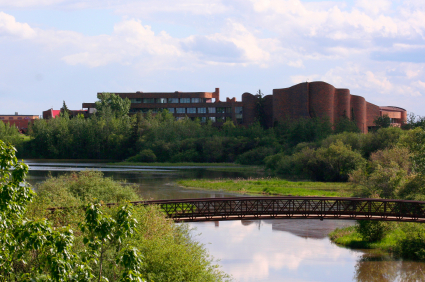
<box><xmin>25</xmin><ymin>160</ymin><xmax>425</xmax><ymax>282</ymax></box>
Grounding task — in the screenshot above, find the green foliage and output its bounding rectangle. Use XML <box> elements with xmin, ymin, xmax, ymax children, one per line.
<box><xmin>95</xmin><ymin>92</ymin><xmax>131</xmax><ymax>118</ymax></box>
<box><xmin>36</xmin><ymin>170</ymin><xmax>140</xmax><ymax>207</ymax></box>
<box><xmin>334</xmin><ymin>115</ymin><xmax>361</xmax><ymax>134</ymax></box>
<box><xmin>0</xmin><ymin>120</ymin><xmax>22</xmax><ymax>145</ymax></box>
<box><xmin>374</xmin><ymin>114</ymin><xmax>391</xmax><ymax>128</ymax></box>
<box><xmin>178</xmin><ymin>178</ymin><xmax>351</xmax><ymax>197</ymax></box>
<box><xmin>266</xmin><ymin>140</ymin><xmax>366</xmax><ymax>182</ymax></box>
<box><xmin>236</xmin><ymin>147</ymin><xmax>276</xmax><ymax>165</ymax></box>
<box><xmin>395</xmin><ymin>223</ymin><xmax>425</xmax><ymax>260</ymax></box>
<box><xmin>399</xmin><ymin>127</ymin><xmax>425</xmax><ymax>175</ymax></box>
<box><xmin>27</xmin><ymin>113</ymin><xmax>133</xmax><ymax>159</ymax></box>
<box><xmin>356</xmin><ymin>220</ymin><xmax>390</xmax><ymax>242</ymax></box>
<box><xmin>126</xmin><ymin>149</ymin><xmax>157</xmax><ymax>163</ymax></box>
<box><xmin>0</xmin><ymin>141</ymin><xmax>230</xmax><ymax>281</ymax></box>
<box><xmin>350</xmin><ymin>147</ymin><xmax>411</xmax><ymax>198</ymax></box>
<box><xmin>274</xmin><ymin>116</ymin><xmax>333</xmax><ymax>148</ymax></box>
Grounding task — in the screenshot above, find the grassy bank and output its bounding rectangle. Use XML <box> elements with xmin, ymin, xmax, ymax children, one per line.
<box><xmin>329</xmin><ymin>226</ymin><xmax>400</xmax><ymax>251</ymax></box>
<box><xmin>177</xmin><ymin>178</ymin><xmax>352</xmax><ymax>197</ymax></box>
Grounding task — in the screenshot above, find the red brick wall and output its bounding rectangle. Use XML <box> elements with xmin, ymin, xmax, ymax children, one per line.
<box><xmin>351</xmin><ymin>95</ymin><xmax>367</xmax><ymax>133</ymax></box>
<box><xmin>335</xmin><ymin>88</ymin><xmax>351</xmax><ymax>119</ymax></box>
<box><xmin>242</xmin><ymin>92</ymin><xmax>257</xmax><ymax>125</ymax></box>
<box><xmin>309</xmin><ymin>82</ymin><xmax>335</xmax><ymax>124</ymax></box>
<box><xmin>366</xmin><ymin>102</ymin><xmax>381</xmax><ymax>128</ymax></box>
<box><xmin>273</xmin><ymin>82</ymin><xmax>309</xmax><ymax>122</ymax></box>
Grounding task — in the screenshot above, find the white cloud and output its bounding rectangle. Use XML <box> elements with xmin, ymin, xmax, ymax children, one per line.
<box><xmin>0</xmin><ymin>12</ymin><xmax>36</xmax><ymax>39</ymax></box>
<box><xmin>355</xmin><ymin>0</ymin><xmax>392</xmax><ymax>15</ymax></box>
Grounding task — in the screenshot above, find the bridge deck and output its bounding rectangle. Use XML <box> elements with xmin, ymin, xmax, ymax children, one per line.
<box><xmin>112</xmin><ymin>196</ymin><xmax>425</xmax><ymax>223</ymax></box>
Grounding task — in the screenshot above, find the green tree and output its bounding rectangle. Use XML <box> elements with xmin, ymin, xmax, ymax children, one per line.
<box><xmin>61</xmin><ymin>100</ymin><xmax>71</xmax><ymax>118</ymax></box>
<box><xmin>374</xmin><ymin>114</ymin><xmax>391</xmax><ymax>129</ymax></box>
<box><xmin>334</xmin><ymin>114</ymin><xmax>360</xmax><ymax>134</ymax></box>
<box><xmin>95</xmin><ymin>93</ymin><xmax>131</xmax><ymax>118</ymax></box>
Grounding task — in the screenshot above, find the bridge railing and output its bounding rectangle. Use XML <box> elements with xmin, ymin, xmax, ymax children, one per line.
<box><xmin>48</xmin><ymin>196</ymin><xmax>425</xmax><ymax>223</ymax></box>
<box><xmin>133</xmin><ymin>196</ymin><xmax>425</xmax><ymax>222</ymax></box>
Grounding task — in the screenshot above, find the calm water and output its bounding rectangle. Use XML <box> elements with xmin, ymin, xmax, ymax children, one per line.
<box><xmin>26</xmin><ymin>160</ymin><xmax>425</xmax><ymax>282</ymax></box>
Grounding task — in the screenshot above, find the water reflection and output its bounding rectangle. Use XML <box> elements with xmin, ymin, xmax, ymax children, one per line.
<box><xmin>25</xmin><ymin>160</ymin><xmax>425</xmax><ymax>281</ymax></box>
<box><xmin>25</xmin><ymin>160</ymin><xmax>261</xmax><ymax>200</ymax></box>
<box><xmin>355</xmin><ymin>253</ymin><xmax>425</xmax><ymax>282</ymax></box>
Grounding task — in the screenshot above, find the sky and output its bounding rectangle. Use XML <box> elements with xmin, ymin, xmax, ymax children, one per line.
<box><xmin>1</xmin><ymin>0</ymin><xmax>425</xmax><ymax>116</ymax></box>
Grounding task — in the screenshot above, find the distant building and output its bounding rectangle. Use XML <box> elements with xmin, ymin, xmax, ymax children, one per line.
<box><xmin>82</xmin><ymin>81</ymin><xmax>407</xmax><ymax>133</ymax></box>
<box><xmin>43</xmin><ymin>108</ymin><xmax>88</xmax><ymax>119</ymax></box>
<box><xmin>0</xmin><ymin>113</ymin><xmax>39</xmax><ymax>133</ymax></box>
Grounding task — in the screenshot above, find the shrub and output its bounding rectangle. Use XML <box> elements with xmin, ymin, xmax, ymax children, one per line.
<box><xmin>395</xmin><ymin>223</ymin><xmax>425</xmax><ymax>260</ymax></box>
<box><xmin>126</xmin><ymin>149</ymin><xmax>157</xmax><ymax>162</ymax></box>
<box><xmin>236</xmin><ymin>147</ymin><xmax>276</xmax><ymax>165</ymax></box>
<box><xmin>356</xmin><ymin>220</ymin><xmax>390</xmax><ymax>242</ymax></box>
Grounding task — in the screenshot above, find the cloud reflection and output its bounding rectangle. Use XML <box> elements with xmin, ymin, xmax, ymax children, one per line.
<box><xmin>190</xmin><ymin>219</ymin><xmax>361</xmax><ymax>282</ymax></box>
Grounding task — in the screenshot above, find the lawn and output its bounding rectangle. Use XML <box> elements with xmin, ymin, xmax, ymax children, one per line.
<box><xmin>177</xmin><ymin>178</ymin><xmax>352</xmax><ymax>197</ymax></box>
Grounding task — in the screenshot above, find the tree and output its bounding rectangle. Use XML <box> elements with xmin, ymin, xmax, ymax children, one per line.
<box><xmin>334</xmin><ymin>113</ymin><xmax>361</xmax><ymax>134</ymax></box>
<box><xmin>374</xmin><ymin>115</ymin><xmax>391</xmax><ymax>129</ymax></box>
<box><xmin>255</xmin><ymin>89</ymin><xmax>267</xmax><ymax>128</ymax></box>
<box><xmin>95</xmin><ymin>93</ymin><xmax>131</xmax><ymax>118</ymax></box>
<box><xmin>0</xmin><ymin>140</ymin><xmax>145</xmax><ymax>281</ymax></box>
<box><xmin>61</xmin><ymin>100</ymin><xmax>71</xmax><ymax>118</ymax></box>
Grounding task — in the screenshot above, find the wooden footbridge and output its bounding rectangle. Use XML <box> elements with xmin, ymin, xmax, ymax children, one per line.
<box><xmin>107</xmin><ymin>196</ymin><xmax>425</xmax><ymax>223</ymax></box>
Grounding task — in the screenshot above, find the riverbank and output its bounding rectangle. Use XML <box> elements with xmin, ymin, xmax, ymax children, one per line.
<box><xmin>177</xmin><ymin>178</ymin><xmax>352</xmax><ymax>197</ymax></box>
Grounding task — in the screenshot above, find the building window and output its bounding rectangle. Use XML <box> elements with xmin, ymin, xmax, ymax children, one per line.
<box><xmin>155</xmin><ymin>98</ymin><xmax>167</xmax><ymax>103</ymax></box>
<box><xmin>180</xmin><ymin>98</ymin><xmax>190</xmax><ymax>103</ymax></box>
<box><xmin>141</xmin><ymin>109</ymin><xmax>150</xmax><ymax>113</ymax></box>
<box><xmin>0</xmin><ymin>117</ymin><xmax>3</xmax><ymax>120</ymax></box>
<box><xmin>9</xmin><ymin>117</ymin><xmax>13</xmax><ymax>120</ymax></box>
<box><xmin>176</xmin><ymin>117</ymin><xmax>184</xmax><ymax>121</ymax></box>
<box><xmin>191</xmin><ymin>98</ymin><xmax>201</xmax><ymax>103</ymax></box>
<box><xmin>198</xmin><ymin>108</ymin><xmax>206</xmax><ymax>113</ymax></box>
<box><xmin>168</xmin><ymin>108</ymin><xmax>175</xmax><ymax>113</ymax></box>
<box><xmin>143</xmin><ymin>98</ymin><xmax>154</xmax><ymax>103</ymax></box>
<box><xmin>208</xmin><ymin>107</ymin><xmax>216</xmax><ymax>113</ymax></box>
<box><xmin>216</xmin><ymin>107</ymin><xmax>225</xmax><ymax>113</ymax></box>
<box><xmin>176</xmin><ymin>108</ymin><xmax>185</xmax><ymax>113</ymax></box>
<box><xmin>235</xmin><ymin>107</ymin><xmax>243</xmax><ymax>114</ymax></box>
<box><xmin>130</xmin><ymin>98</ymin><xmax>141</xmax><ymax>103</ymax></box>
<box><xmin>217</xmin><ymin>117</ymin><xmax>225</xmax><ymax>122</ymax></box>
<box><xmin>201</xmin><ymin>117</ymin><xmax>206</xmax><ymax>123</ymax></box>
<box><xmin>236</xmin><ymin>114</ymin><xmax>243</xmax><ymax>119</ymax></box>
<box><xmin>168</xmin><ymin>98</ymin><xmax>179</xmax><ymax>103</ymax></box>
<box><xmin>209</xmin><ymin>117</ymin><xmax>216</xmax><ymax>122</ymax></box>
<box><xmin>187</xmin><ymin>108</ymin><xmax>196</xmax><ymax>113</ymax></box>
<box><xmin>205</xmin><ymin>98</ymin><xmax>212</xmax><ymax>103</ymax></box>
<box><xmin>226</xmin><ymin>107</ymin><xmax>232</xmax><ymax>113</ymax></box>
<box><xmin>18</xmin><ymin>117</ymin><xmax>22</xmax><ymax>120</ymax></box>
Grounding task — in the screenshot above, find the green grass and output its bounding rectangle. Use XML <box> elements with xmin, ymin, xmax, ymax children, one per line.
<box><xmin>177</xmin><ymin>178</ymin><xmax>352</xmax><ymax>197</ymax></box>
<box><xmin>110</xmin><ymin>161</ymin><xmax>254</xmax><ymax>167</ymax></box>
<box><xmin>329</xmin><ymin>225</ymin><xmax>403</xmax><ymax>253</ymax></box>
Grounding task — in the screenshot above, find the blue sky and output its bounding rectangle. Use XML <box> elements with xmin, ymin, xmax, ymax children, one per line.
<box><xmin>1</xmin><ymin>0</ymin><xmax>425</xmax><ymax>116</ymax></box>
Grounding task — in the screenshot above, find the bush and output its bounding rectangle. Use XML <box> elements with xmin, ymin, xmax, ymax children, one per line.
<box><xmin>356</xmin><ymin>220</ymin><xmax>390</xmax><ymax>242</ymax></box>
<box><xmin>267</xmin><ymin>141</ymin><xmax>365</xmax><ymax>181</ymax></box>
<box><xmin>395</xmin><ymin>223</ymin><xmax>425</xmax><ymax>260</ymax></box>
<box><xmin>126</xmin><ymin>149</ymin><xmax>157</xmax><ymax>162</ymax></box>
<box><xmin>236</xmin><ymin>147</ymin><xmax>276</xmax><ymax>165</ymax></box>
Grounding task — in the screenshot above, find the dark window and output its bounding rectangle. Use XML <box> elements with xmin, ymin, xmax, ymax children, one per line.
<box><xmin>180</xmin><ymin>98</ymin><xmax>190</xmax><ymax>103</ymax></box>
<box><xmin>155</xmin><ymin>98</ymin><xmax>167</xmax><ymax>103</ymax></box>
<box><xmin>168</xmin><ymin>98</ymin><xmax>179</xmax><ymax>103</ymax></box>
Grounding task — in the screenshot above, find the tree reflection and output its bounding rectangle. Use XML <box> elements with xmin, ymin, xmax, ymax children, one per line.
<box><xmin>354</xmin><ymin>253</ymin><xmax>425</xmax><ymax>281</ymax></box>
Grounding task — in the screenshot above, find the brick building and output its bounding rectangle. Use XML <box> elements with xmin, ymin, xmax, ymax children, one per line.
<box><xmin>0</xmin><ymin>113</ymin><xmax>39</xmax><ymax>133</ymax></box>
<box><xmin>82</xmin><ymin>88</ymin><xmax>244</xmax><ymax>124</ymax></box>
<box><xmin>82</xmin><ymin>81</ymin><xmax>406</xmax><ymax>133</ymax></box>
